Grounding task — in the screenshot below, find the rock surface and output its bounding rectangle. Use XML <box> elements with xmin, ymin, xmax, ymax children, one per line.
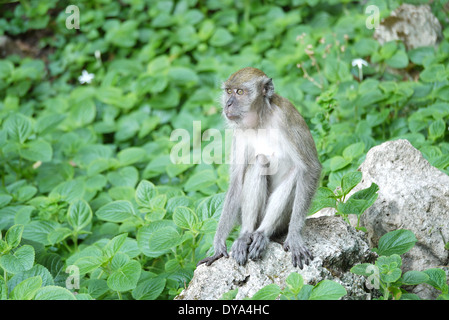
<box><xmin>374</xmin><ymin>4</ymin><xmax>442</xmax><ymax>50</ymax></box>
<box><xmin>176</xmin><ymin>216</ymin><xmax>376</xmax><ymax>300</ymax></box>
<box><xmin>350</xmin><ymin>139</ymin><xmax>449</xmax><ymax>298</ymax></box>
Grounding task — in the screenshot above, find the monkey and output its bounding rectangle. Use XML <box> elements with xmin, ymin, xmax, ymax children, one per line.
<box><xmin>197</xmin><ymin>67</ymin><xmax>321</xmax><ymax>269</ymax></box>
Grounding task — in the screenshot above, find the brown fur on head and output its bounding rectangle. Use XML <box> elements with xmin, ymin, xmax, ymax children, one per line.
<box><xmin>221</xmin><ymin>67</ymin><xmax>275</xmax><ymax>127</ymax></box>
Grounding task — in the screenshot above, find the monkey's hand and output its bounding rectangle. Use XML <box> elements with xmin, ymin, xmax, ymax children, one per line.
<box><xmin>248</xmin><ymin>231</ymin><xmax>269</xmax><ymax>261</ymax></box>
<box><xmin>197</xmin><ymin>243</ymin><xmax>229</xmax><ymax>267</ymax></box>
<box><xmin>231</xmin><ymin>232</ymin><xmax>252</xmax><ymax>265</ymax></box>
<box><xmin>283</xmin><ymin>236</ymin><xmax>313</xmax><ymax>269</ymax></box>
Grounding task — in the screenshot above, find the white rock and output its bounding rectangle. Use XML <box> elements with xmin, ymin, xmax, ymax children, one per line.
<box><xmin>374</xmin><ymin>4</ymin><xmax>442</xmax><ymax>50</ymax></box>
<box><xmin>351</xmin><ymin>139</ymin><xmax>449</xmax><ymax>298</ymax></box>
<box><xmin>176</xmin><ymin>216</ymin><xmax>375</xmax><ymax>300</ymax></box>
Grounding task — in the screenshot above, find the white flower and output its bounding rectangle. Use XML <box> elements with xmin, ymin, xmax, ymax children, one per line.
<box><xmin>351</xmin><ymin>58</ymin><xmax>369</xmax><ymax>69</ymax></box>
<box><xmin>351</xmin><ymin>59</ymin><xmax>369</xmax><ymax>81</ymax></box>
<box><xmin>78</xmin><ymin>70</ymin><xmax>95</xmax><ymax>84</ymax></box>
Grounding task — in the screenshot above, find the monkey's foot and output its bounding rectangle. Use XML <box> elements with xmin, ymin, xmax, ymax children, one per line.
<box><xmin>197</xmin><ymin>243</ymin><xmax>229</xmax><ymax>267</ymax></box>
<box><xmin>283</xmin><ymin>238</ymin><xmax>313</xmax><ymax>269</ymax></box>
<box><xmin>231</xmin><ymin>233</ymin><xmax>252</xmax><ymax>265</ymax></box>
<box><xmin>248</xmin><ymin>231</ymin><xmax>269</xmax><ymax>260</ymax></box>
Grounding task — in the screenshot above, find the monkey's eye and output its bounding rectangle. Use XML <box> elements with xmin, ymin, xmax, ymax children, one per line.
<box><xmin>226</xmin><ymin>89</ymin><xmax>232</xmax><ymax>94</ymax></box>
<box><xmin>236</xmin><ymin>89</ymin><xmax>244</xmax><ymax>95</ymax></box>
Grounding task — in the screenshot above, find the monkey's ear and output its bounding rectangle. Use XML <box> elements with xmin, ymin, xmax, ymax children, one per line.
<box><xmin>262</xmin><ymin>78</ymin><xmax>274</xmax><ymax>99</ymax></box>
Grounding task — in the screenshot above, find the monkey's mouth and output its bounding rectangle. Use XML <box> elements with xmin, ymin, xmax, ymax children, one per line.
<box><xmin>225</xmin><ymin>112</ymin><xmax>239</xmax><ymax>120</ymax></box>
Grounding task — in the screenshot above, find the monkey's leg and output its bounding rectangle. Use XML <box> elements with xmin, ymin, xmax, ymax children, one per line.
<box><xmin>197</xmin><ymin>165</ymin><xmax>245</xmax><ymax>267</ymax></box>
<box><xmin>232</xmin><ymin>159</ymin><xmax>268</xmax><ymax>265</ymax></box>
<box><xmin>248</xmin><ymin>169</ymin><xmax>297</xmax><ymax>261</ymax></box>
<box><xmin>283</xmin><ymin>176</ymin><xmax>315</xmax><ymax>269</ymax></box>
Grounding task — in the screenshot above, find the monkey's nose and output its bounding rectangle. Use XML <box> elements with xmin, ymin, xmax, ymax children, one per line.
<box><xmin>226</xmin><ymin>96</ymin><xmax>236</xmax><ymax>107</ymax></box>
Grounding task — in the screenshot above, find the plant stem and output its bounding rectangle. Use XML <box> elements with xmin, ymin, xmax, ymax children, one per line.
<box><xmin>72</xmin><ymin>233</ymin><xmax>78</xmax><ymax>252</ymax></box>
<box><xmin>3</xmin><ymin>270</ymin><xmax>8</xmax><ymax>300</ymax></box>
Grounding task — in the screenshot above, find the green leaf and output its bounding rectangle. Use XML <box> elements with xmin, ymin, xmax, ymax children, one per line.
<box><xmin>420</xmin><ymin>64</ymin><xmax>446</xmax><ymax>82</ymax></box>
<box><xmin>251</xmin><ymin>283</ymin><xmax>280</xmax><ymax>300</ymax></box>
<box><xmin>429</xmin><ymin>119</ymin><xmax>446</xmax><ymax>140</ymax></box>
<box><xmin>324</xmin><ymin>58</ymin><xmax>351</xmax><ymax>83</ymax></box>
<box><xmin>173</xmin><ymin>206</ymin><xmax>198</xmax><ymax>230</ymax></box>
<box><xmin>23</xmin><ymin>220</ymin><xmax>59</xmax><ymax>246</ymax></box>
<box><xmin>117</xmin><ymin>147</ymin><xmax>146</xmax><ymax>166</ymax></box>
<box><xmin>341</xmin><ymin>171</ymin><xmax>362</xmax><ymax>195</ymax></box>
<box><xmin>5</xmin><ymin>224</ymin><xmax>24</xmax><ymax>249</ymax></box>
<box><xmin>132</xmin><ymin>277</ymin><xmax>166</xmax><ymax>300</ymax></box>
<box><xmin>107</xmin><ymin>166</ymin><xmax>138</xmax><ymax>188</ymax></box>
<box><xmin>385</xmin><ymin>50</ymin><xmax>409</xmax><ymax>69</ymax></box>
<box><xmin>376</xmin><ymin>254</ymin><xmax>402</xmax><ymax>269</ymax></box>
<box><xmin>136</xmin><ymin>221</ymin><xmax>176</xmax><ymax>258</ymax></box>
<box><xmin>168</xmin><ymin>67</ymin><xmax>199</xmax><ymax>86</ymax></box>
<box><xmin>4</xmin><ymin>113</ymin><xmax>32</xmax><ymax>144</ymax></box>
<box><xmin>408</xmin><ymin>47</ymin><xmax>435</xmax><ymax>65</ymax></box>
<box><xmin>47</xmin><ymin>228</ymin><xmax>72</xmax><ymax>245</ymax></box>
<box><xmin>0</xmin><ymin>60</ymin><xmax>14</xmax><ymax>78</ymax></box>
<box><xmin>309</xmin><ymin>280</ymin><xmax>347</xmax><ymax>300</ymax></box>
<box><xmin>96</xmin><ymin>200</ymin><xmax>135</xmax><ymax>222</ymax></box>
<box><xmin>107</xmin><ymin>259</ymin><xmax>141</xmax><ymax>292</ymax></box>
<box><xmin>381</xmin><ymin>268</ymin><xmax>402</xmax><ymax>284</ymax></box>
<box><xmin>375</xmin><ymin>229</ymin><xmax>417</xmax><ymax>256</ymax></box>
<box><xmin>103</xmin><ymin>233</ymin><xmax>128</xmax><ymax>258</ymax></box>
<box><xmin>49</xmin><ymin>180</ymin><xmax>85</xmax><ymax>203</ymax></box>
<box><xmin>135</xmin><ymin>180</ymin><xmax>157</xmax><ymax>207</ymax></box>
<box><xmin>285</xmin><ymin>272</ymin><xmax>304</xmax><ymax>295</ymax></box>
<box><xmin>0</xmin><ymin>245</ymin><xmax>35</xmax><ymax>274</ymax></box>
<box><xmin>309</xmin><ymin>187</ymin><xmax>337</xmax><ymax>214</ymax></box>
<box><xmin>8</xmin><ymin>264</ymin><xmax>54</xmax><ymax>292</ymax></box>
<box><xmin>329</xmin><ymin>156</ymin><xmax>350</xmax><ymax>171</ymax></box>
<box><xmin>20</xmin><ymin>139</ymin><xmax>53</xmax><ymax>162</ymax></box>
<box><xmin>184</xmin><ymin>169</ymin><xmax>217</xmax><ymax>192</ymax></box>
<box><xmin>10</xmin><ymin>276</ymin><xmax>42</xmax><ymax>300</ymax></box>
<box><xmin>209</xmin><ymin>28</ymin><xmax>233</xmax><ymax>47</ymax></box>
<box><xmin>338</xmin><ymin>183</ymin><xmax>379</xmax><ymax>216</ymax></box>
<box><xmin>105</xmin><ymin>20</ymin><xmax>139</xmax><ymax>48</ymax></box>
<box><xmin>350</xmin><ymin>263</ymin><xmax>376</xmax><ymax>277</ymax></box>
<box><xmin>423</xmin><ymin>268</ymin><xmax>449</xmax><ymax>293</ymax></box>
<box><xmin>147</xmin><ymin>227</ymin><xmax>182</xmax><ymax>253</ymax></box>
<box><xmin>34</xmin><ymin>286</ymin><xmax>76</xmax><ymax>300</ymax></box>
<box><xmin>220</xmin><ymin>288</ymin><xmax>239</xmax><ymax>300</ymax></box>
<box><xmin>196</xmin><ymin>193</ymin><xmax>225</xmax><ymax>220</ymax></box>
<box><xmin>342</xmin><ymin>142</ymin><xmax>365</xmax><ymax>160</ymax></box>
<box><xmin>401</xmin><ymin>271</ymin><xmax>429</xmax><ymax>285</ymax></box>
<box><xmin>67</xmin><ymin>199</ymin><xmax>92</xmax><ymax>232</ymax></box>
<box><xmin>16</xmin><ymin>185</ymin><xmax>37</xmax><ymax>202</ymax></box>
<box><xmin>73</xmin><ymin>256</ymin><xmax>103</xmax><ymax>275</ymax></box>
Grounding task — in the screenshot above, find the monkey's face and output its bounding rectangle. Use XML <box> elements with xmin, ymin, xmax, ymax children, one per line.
<box><xmin>222</xmin><ymin>86</ymin><xmax>252</xmax><ymax>121</ymax></box>
<box><xmin>221</xmin><ymin>68</ymin><xmax>275</xmax><ymax>127</ymax></box>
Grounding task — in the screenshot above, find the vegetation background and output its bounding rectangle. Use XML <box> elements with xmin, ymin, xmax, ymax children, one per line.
<box><xmin>0</xmin><ymin>0</ymin><xmax>448</xmax><ymax>300</ymax></box>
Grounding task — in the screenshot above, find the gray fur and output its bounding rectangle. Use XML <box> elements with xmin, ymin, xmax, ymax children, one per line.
<box><xmin>198</xmin><ymin>68</ymin><xmax>321</xmax><ymax>268</ymax></box>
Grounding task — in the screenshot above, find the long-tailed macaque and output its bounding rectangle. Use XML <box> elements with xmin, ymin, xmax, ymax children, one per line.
<box><xmin>197</xmin><ymin>67</ymin><xmax>321</xmax><ymax>268</ymax></box>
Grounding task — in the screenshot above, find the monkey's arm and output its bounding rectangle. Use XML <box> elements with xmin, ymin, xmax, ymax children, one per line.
<box><xmin>281</xmin><ymin>120</ymin><xmax>321</xmax><ymax>268</ymax></box>
<box><xmin>282</xmin><ymin>177</ymin><xmax>315</xmax><ymax>269</ymax></box>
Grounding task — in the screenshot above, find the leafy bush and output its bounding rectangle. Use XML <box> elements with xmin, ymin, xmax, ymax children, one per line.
<box><xmin>221</xmin><ymin>272</ymin><xmax>347</xmax><ymax>300</ymax></box>
<box><xmin>351</xmin><ymin>229</ymin><xmax>449</xmax><ymax>300</ymax></box>
<box><xmin>310</xmin><ymin>170</ymin><xmax>379</xmax><ymax>230</ymax></box>
<box><xmin>0</xmin><ymin>0</ymin><xmax>448</xmax><ymax>300</ymax></box>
